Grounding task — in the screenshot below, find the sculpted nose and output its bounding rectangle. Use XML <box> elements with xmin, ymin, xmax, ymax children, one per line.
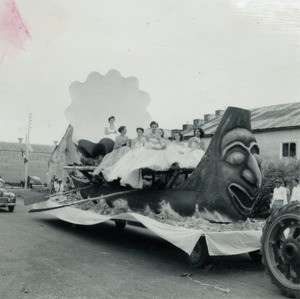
<box><xmin>242</xmin><ymin>154</ymin><xmax>262</xmax><ymax>188</ymax></box>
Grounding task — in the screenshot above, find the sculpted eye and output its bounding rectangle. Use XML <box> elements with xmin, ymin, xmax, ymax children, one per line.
<box><xmin>226</xmin><ymin>152</ymin><xmax>246</xmax><ymax>165</ymax></box>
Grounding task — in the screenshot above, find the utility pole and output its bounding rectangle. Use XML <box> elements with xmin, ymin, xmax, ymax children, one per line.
<box><xmin>24</xmin><ymin>113</ymin><xmax>32</xmax><ymax>190</ymax></box>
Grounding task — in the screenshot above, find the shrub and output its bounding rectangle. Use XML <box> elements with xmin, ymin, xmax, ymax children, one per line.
<box><xmin>250</xmin><ymin>161</ymin><xmax>300</xmax><ymax>219</ymax></box>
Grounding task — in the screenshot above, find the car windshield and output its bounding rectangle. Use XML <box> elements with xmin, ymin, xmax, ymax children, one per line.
<box><xmin>0</xmin><ymin>181</ymin><xmax>5</xmax><ymax>188</ymax></box>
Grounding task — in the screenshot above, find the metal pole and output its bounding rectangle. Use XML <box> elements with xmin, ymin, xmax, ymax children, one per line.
<box><xmin>24</xmin><ymin>113</ymin><xmax>32</xmax><ymax>190</ymax></box>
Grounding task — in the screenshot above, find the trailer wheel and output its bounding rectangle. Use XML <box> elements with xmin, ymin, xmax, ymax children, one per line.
<box><xmin>114</xmin><ymin>220</ymin><xmax>127</xmax><ymax>229</ymax></box>
<box><xmin>187</xmin><ymin>236</ymin><xmax>209</xmax><ymax>268</ymax></box>
<box><xmin>261</xmin><ymin>202</ymin><xmax>300</xmax><ymax>298</ymax></box>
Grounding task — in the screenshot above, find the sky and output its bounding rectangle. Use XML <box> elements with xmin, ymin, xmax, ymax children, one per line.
<box><xmin>0</xmin><ymin>0</ymin><xmax>300</xmax><ymax>145</ymax></box>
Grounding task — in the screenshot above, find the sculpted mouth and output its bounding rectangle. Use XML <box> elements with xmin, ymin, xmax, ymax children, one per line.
<box><xmin>228</xmin><ymin>183</ymin><xmax>256</xmax><ymax>216</ymax></box>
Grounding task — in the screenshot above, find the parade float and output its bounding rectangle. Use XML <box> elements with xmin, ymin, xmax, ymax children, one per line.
<box><xmin>30</xmin><ymin>70</ymin><xmax>299</xmax><ymax>297</ymax></box>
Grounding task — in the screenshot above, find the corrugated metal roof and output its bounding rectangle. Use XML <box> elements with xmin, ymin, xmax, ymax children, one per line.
<box><xmin>182</xmin><ymin>102</ymin><xmax>300</xmax><ymax>136</ymax></box>
<box><xmin>0</xmin><ymin>142</ymin><xmax>54</xmax><ymax>153</ymax></box>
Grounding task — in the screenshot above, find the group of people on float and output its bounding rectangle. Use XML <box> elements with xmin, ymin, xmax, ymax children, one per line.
<box><xmin>92</xmin><ymin>116</ymin><xmax>206</xmax><ymax>189</ymax></box>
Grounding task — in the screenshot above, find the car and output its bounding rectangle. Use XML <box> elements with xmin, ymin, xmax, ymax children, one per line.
<box><xmin>0</xmin><ymin>178</ymin><xmax>16</xmax><ymax>212</ymax></box>
<box><xmin>28</xmin><ymin>176</ymin><xmax>43</xmax><ymax>188</ymax></box>
<box><xmin>20</xmin><ymin>176</ymin><xmax>45</xmax><ymax>189</ymax></box>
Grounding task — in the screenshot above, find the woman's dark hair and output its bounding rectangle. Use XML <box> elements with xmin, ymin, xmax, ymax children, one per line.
<box><xmin>108</xmin><ymin>116</ymin><xmax>115</xmax><ymax>122</ymax></box>
<box><xmin>150</xmin><ymin>121</ymin><xmax>158</xmax><ymax>128</ymax></box>
<box><xmin>173</xmin><ymin>131</ymin><xmax>183</xmax><ymax>141</ymax></box>
<box><xmin>194</xmin><ymin>127</ymin><xmax>204</xmax><ymax>138</ymax></box>
<box><xmin>118</xmin><ymin>126</ymin><xmax>126</xmax><ymax>133</ymax></box>
<box><xmin>136</xmin><ymin>127</ymin><xmax>144</xmax><ymax>133</ymax></box>
<box><xmin>158</xmin><ymin>128</ymin><xmax>164</xmax><ymax>137</ymax></box>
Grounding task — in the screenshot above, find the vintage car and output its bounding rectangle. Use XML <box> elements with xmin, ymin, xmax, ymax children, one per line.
<box><xmin>0</xmin><ymin>178</ymin><xmax>16</xmax><ymax>212</ymax></box>
<box><xmin>20</xmin><ymin>176</ymin><xmax>45</xmax><ymax>189</ymax></box>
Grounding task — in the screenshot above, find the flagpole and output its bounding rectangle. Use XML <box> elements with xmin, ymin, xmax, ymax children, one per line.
<box><xmin>24</xmin><ymin>113</ymin><xmax>32</xmax><ymax>190</ymax></box>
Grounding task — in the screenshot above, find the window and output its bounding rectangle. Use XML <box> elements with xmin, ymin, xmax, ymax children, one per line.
<box><xmin>282</xmin><ymin>142</ymin><xmax>297</xmax><ymax>158</ymax></box>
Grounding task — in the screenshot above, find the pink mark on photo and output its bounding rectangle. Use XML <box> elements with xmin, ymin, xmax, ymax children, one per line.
<box><xmin>0</xmin><ymin>0</ymin><xmax>31</xmax><ymax>61</ymax></box>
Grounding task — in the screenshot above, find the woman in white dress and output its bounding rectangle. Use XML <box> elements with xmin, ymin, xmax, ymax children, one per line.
<box><xmin>104</xmin><ymin>127</ymin><xmax>146</xmax><ymax>182</ymax></box>
<box><xmin>166</xmin><ymin>131</ymin><xmax>187</xmax><ymax>164</ymax></box>
<box><xmin>131</xmin><ymin>127</ymin><xmax>146</xmax><ymax>149</ymax></box>
<box><xmin>188</xmin><ymin>128</ymin><xmax>206</xmax><ymax>150</ymax></box>
<box><xmin>93</xmin><ymin>126</ymin><xmax>130</xmax><ymax>177</ymax></box>
<box><xmin>104</xmin><ymin>116</ymin><xmax>118</xmax><ymax>141</ymax></box>
<box><xmin>172</xmin><ymin>131</ymin><xmax>183</xmax><ymax>144</ymax></box>
<box><xmin>170</xmin><ymin>131</ymin><xmax>185</xmax><ymax>152</ymax></box>
<box><xmin>180</xmin><ymin>127</ymin><xmax>205</xmax><ymax>168</ymax></box>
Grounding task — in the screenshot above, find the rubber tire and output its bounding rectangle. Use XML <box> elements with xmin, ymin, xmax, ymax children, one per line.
<box><xmin>114</xmin><ymin>220</ymin><xmax>126</xmax><ymax>229</ymax></box>
<box><xmin>8</xmin><ymin>206</ymin><xmax>15</xmax><ymax>212</ymax></box>
<box><xmin>261</xmin><ymin>202</ymin><xmax>300</xmax><ymax>298</ymax></box>
<box><xmin>187</xmin><ymin>236</ymin><xmax>209</xmax><ymax>268</ymax></box>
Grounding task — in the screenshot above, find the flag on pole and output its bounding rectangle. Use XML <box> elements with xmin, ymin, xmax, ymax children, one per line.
<box><xmin>21</xmin><ymin>150</ymin><xmax>28</xmax><ymax>164</ymax></box>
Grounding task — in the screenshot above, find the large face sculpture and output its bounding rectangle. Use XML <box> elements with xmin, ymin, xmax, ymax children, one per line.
<box><xmin>180</xmin><ymin>107</ymin><xmax>263</xmax><ymax>221</ymax></box>
<box><xmin>220</xmin><ymin>128</ymin><xmax>262</xmax><ymax>217</ymax></box>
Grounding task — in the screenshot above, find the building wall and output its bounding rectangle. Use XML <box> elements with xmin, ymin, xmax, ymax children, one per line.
<box><xmin>254</xmin><ymin>129</ymin><xmax>300</xmax><ymax>162</ymax></box>
<box><xmin>47</xmin><ymin>126</ymin><xmax>81</xmax><ymax>186</ymax></box>
<box><xmin>202</xmin><ymin>128</ymin><xmax>300</xmax><ymax>164</ymax></box>
<box><xmin>0</xmin><ymin>147</ymin><xmax>52</xmax><ymax>184</ymax></box>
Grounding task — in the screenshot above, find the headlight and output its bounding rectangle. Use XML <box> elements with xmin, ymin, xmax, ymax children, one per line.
<box><xmin>8</xmin><ymin>194</ymin><xmax>16</xmax><ymax>202</ymax></box>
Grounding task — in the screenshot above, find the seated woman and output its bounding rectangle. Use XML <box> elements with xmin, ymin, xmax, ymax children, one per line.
<box><xmin>104</xmin><ymin>127</ymin><xmax>146</xmax><ymax>182</ymax></box>
<box><xmin>188</xmin><ymin>127</ymin><xmax>206</xmax><ymax>150</ymax></box>
<box><xmin>172</xmin><ymin>130</ymin><xmax>183</xmax><ymax>143</ymax></box>
<box><xmin>144</xmin><ymin>121</ymin><xmax>166</xmax><ymax>149</ymax></box>
<box><xmin>152</xmin><ymin>127</ymin><xmax>171</xmax><ymax>148</ymax></box>
<box><xmin>171</xmin><ymin>131</ymin><xmax>185</xmax><ymax>151</ymax></box>
<box><xmin>131</xmin><ymin>127</ymin><xmax>146</xmax><ymax>149</ymax></box>
<box><xmin>105</xmin><ymin>116</ymin><xmax>118</xmax><ymax>141</ymax></box>
<box><xmin>165</xmin><ymin>130</ymin><xmax>189</xmax><ymax>167</ymax></box>
<box><xmin>93</xmin><ymin>126</ymin><xmax>130</xmax><ymax>177</ymax></box>
<box><xmin>179</xmin><ymin>127</ymin><xmax>206</xmax><ymax>168</ymax></box>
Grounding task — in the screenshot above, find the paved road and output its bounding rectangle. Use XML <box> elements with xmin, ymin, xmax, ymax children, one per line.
<box><xmin>0</xmin><ymin>196</ymin><xmax>285</xmax><ymax>299</ymax></box>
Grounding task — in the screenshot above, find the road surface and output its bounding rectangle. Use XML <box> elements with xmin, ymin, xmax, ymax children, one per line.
<box><xmin>0</xmin><ymin>191</ymin><xmax>286</xmax><ymax>299</ymax></box>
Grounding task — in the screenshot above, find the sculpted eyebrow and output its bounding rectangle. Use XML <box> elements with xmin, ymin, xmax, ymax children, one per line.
<box><xmin>222</xmin><ymin>141</ymin><xmax>258</xmax><ymax>158</ymax></box>
<box><xmin>221</xmin><ymin>141</ymin><xmax>247</xmax><ymax>158</ymax></box>
<box><xmin>221</xmin><ymin>129</ymin><xmax>255</xmax><ymax>149</ymax></box>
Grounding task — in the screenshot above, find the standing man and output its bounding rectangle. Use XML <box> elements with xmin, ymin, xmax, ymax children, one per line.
<box><xmin>290</xmin><ymin>178</ymin><xmax>300</xmax><ymax>202</ymax></box>
<box><xmin>271</xmin><ymin>179</ymin><xmax>288</xmax><ymax>211</ymax></box>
